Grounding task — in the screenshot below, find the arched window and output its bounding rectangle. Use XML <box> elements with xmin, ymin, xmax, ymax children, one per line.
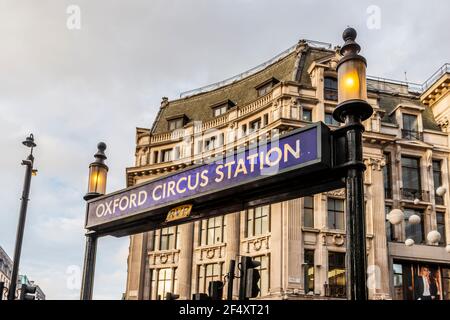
<box><xmin>324</xmin><ymin>77</ymin><xmax>338</xmax><ymax>101</ymax></box>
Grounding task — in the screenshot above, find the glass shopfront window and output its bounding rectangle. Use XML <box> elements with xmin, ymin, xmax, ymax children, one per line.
<box><xmin>392</xmin><ymin>261</ymin><xmax>450</xmax><ymax>300</ymax></box>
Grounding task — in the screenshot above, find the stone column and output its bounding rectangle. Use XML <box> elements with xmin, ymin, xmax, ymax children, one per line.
<box><xmin>369</xmin><ymin>157</ymin><xmax>391</xmax><ymax>298</ymax></box>
<box><xmin>270</xmin><ymin>202</ymin><xmax>283</xmax><ymax>295</ymax></box>
<box><xmin>142</xmin><ymin>231</ymin><xmax>154</xmax><ymax>300</ymax></box>
<box><xmin>287</xmin><ymin>199</ymin><xmax>302</xmax><ymax>291</ymax></box>
<box><xmin>125</xmin><ymin>233</ymin><xmax>146</xmax><ymax>300</ymax></box>
<box><xmin>177</xmin><ymin>222</ymin><xmax>194</xmax><ymax>299</ymax></box>
<box><xmin>224</xmin><ymin>212</ymin><xmax>240</xmax><ymax>298</ymax></box>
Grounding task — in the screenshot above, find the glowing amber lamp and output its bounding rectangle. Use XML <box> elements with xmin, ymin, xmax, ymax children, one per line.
<box><xmin>338</xmin><ymin>58</ymin><xmax>367</xmax><ymax>104</ymax></box>
<box><xmin>84</xmin><ymin>142</ymin><xmax>108</xmax><ymax>200</ymax></box>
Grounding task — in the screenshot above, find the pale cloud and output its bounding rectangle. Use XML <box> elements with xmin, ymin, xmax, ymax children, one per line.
<box><xmin>0</xmin><ymin>0</ymin><xmax>448</xmax><ymax>299</ymax></box>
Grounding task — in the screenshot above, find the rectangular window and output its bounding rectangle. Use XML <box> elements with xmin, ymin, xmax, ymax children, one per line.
<box><xmin>162</xmin><ymin>149</ymin><xmax>172</xmax><ymax>162</ymax></box>
<box><xmin>402</xmin><ymin>114</ymin><xmax>418</xmax><ymax>131</ymax></box>
<box><xmin>433</xmin><ymin>160</ymin><xmax>444</xmax><ymax>205</ymax></box>
<box><xmin>250</xmin><ymin>118</ymin><xmax>261</xmax><ymax>132</ymax></box>
<box><xmin>437</xmin><ymin>212</ymin><xmax>446</xmax><ymax>246</ymax></box>
<box><xmin>302</xmin><ymin>109</ymin><xmax>312</xmax><ymax>122</ymax></box>
<box><xmin>246</xmin><ymin>205</ymin><xmax>270</xmax><ymax>237</ymax></box>
<box><xmin>257</xmin><ymin>83</ymin><xmax>273</xmax><ymax>97</ymax></box>
<box><xmin>401</xmin><ymin>156</ymin><xmax>421</xmax><ymax>199</ymax></box>
<box><xmin>213</xmin><ymin>104</ymin><xmax>228</xmax><ymax>117</ymax></box>
<box><xmin>200</xmin><ymin>216</ymin><xmax>225</xmax><ymax>246</ymax></box>
<box><xmin>153</xmin><ymin>150</ymin><xmax>159</xmax><ymax>164</ymax></box>
<box><xmin>156</xmin><ymin>268</ymin><xmax>173</xmax><ymax>300</ymax></box>
<box><xmin>204</xmin><ymin>136</ymin><xmax>217</xmax><ymax>151</ymax></box>
<box><xmin>385</xmin><ymin>205</ymin><xmax>396</xmax><ymax>241</ymax></box>
<box><xmin>304</xmin><ymin>250</ymin><xmax>315</xmax><ymax>294</ymax></box>
<box><xmin>198</xmin><ymin>263</ymin><xmax>223</xmax><ymax>294</ymax></box>
<box><xmin>392</xmin><ymin>263</ymin><xmax>404</xmax><ymax>300</ymax></box>
<box><xmin>324</xmin><ymin>77</ymin><xmax>338</xmax><ymax>101</ymax></box>
<box><xmin>327</xmin><ymin>252</ymin><xmax>346</xmax><ymax>298</ymax></box>
<box><xmin>159</xmin><ymin>226</ymin><xmax>177</xmax><ymax>250</ymax></box>
<box><xmin>168</xmin><ymin>118</ymin><xmax>184</xmax><ymax>131</ymax></box>
<box><xmin>325</xmin><ymin>112</ymin><xmax>339</xmax><ymax>126</ymax></box>
<box><xmin>253</xmin><ymin>255</ymin><xmax>270</xmax><ymax>297</ymax></box>
<box><xmin>303</xmin><ymin>196</ymin><xmax>314</xmax><ymax>228</ymax></box>
<box><xmin>383</xmin><ymin>153</ymin><xmax>392</xmax><ymax>199</ymax></box>
<box><xmin>263</xmin><ymin>113</ymin><xmax>269</xmax><ymax>127</ymax></box>
<box><xmin>241</xmin><ymin>124</ymin><xmax>247</xmax><ymax>138</ymax></box>
<box><xmin>327</xmin><ymin>198</ymin><xmax>345</xmax><ymax>230</ymax></box>
<box><xmin>404</xmin><ymin>209</ymin><xmax>424</xmax><ymax>244</ymax></box>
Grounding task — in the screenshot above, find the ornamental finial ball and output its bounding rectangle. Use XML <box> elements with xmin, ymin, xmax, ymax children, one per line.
<box><xmin>97</xmin><ymin>142</ymin><xmax>107</xmax><ymax>152</ymax></box>
<box><xmin>343</xmin><ymin>27</ymin><xmax>357</xmax><ymax>42</ymax></box>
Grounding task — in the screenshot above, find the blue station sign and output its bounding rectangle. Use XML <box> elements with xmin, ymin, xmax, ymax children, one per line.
<box><xmin>86</xmin><ymin>123</ymin><xmax>333</xmax><ymax>235</ymax></box>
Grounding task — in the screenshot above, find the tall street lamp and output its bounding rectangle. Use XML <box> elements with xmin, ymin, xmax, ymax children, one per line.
<box><xmin>8</xmin><ymin>134</ymin><xmax>38</xmax><ymax>300</ymax></box>
<box><xmin>333</xmin><ymin>27</ymin><xmax>373</xmax><ymax>300</ymax></box>
<box><xmin>80</xmin><ymin>142</ymin><xmax>108</xmax><ymax>300</ymax></box>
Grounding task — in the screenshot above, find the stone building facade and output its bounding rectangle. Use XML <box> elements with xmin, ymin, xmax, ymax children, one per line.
<box><xmin>0</xmin><ymin>246</ymin><xmax>13</xmax><ymax>300</ymax></box>
<box><xmin>124</xmin><ymin>40</ymin><xmax>450</xmax><ymax>300</ymax></box>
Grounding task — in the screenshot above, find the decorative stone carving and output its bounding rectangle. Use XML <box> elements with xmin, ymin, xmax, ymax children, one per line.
<box><xmin>438</xmin><ymin>116</ymin><xmax>449</xmax><ymax>129</ymax></box>
<box><xmin>332</xmin><ymin>234</ymin><xmax>345</xmax><ymax>246</ymax></box>
<box><xmin>243</xmin><ymin>235</ymin><xmax>270</xmax><ymax>254</ymax></box>
<box><xmin>364</xmin><ymin>157</ymin><xmax>385</xmax><ymax>171</ymax></box>
<box><xmin>326</xmin><ymin>189</ymin><xmax>345</xmax><ymax>198</ymax></box>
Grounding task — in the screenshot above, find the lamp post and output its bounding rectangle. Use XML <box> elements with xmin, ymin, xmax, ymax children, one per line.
<box><xmin>333</xmin><ymin>27</ymin><xmax>373</xmax><ymax>300</ymax></box>
<box><xmin>80</xmin><ymin>142</ymin><xmax>108</xmax><ymax>300</ymax></box>
<box><xmin>8</xmin><ymin>134</ymin><xmax>37</xmax><ymax>300</ymax></box>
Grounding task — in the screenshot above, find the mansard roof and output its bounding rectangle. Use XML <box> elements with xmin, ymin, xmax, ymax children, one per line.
<box><xmin>148</xmin><ymin>41</ymin><xmax>441</xmax><ymax>134</ymax></box>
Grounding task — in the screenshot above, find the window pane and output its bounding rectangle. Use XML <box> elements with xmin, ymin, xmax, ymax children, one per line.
<box><xmin>328</xmin><ymin>252</ymin><xmax>346</xmax><ymax>297</ymax></box>
<box><xmin>437</xmin><ymin>212</ymin><xmax>446</xmax><ymax>245</ymax></box>
<box><xmin>403</xmin><ymin>114</ymin><xmax>418</xmax><ymax>132</ymax></box>
<box><xmin>401</xmin><ymin>157</ymin><xmax>421</xmax><ymax>191</ymax></box>
<box><xmin>404</xmin><ymin>210</ymin><xmax>424</xmax><ymax>243</ymax></box>
<box><xmin>303</xmin><ymin>196</ymin><xmax>314</xmax><ymax>228</ymax></box>
<box><xmin>303</xmin><ymin>109</ymin><xmax>312</xmax><ymax>121</ymax></box>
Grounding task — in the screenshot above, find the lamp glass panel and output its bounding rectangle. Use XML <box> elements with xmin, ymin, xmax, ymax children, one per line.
<box><xmin>338</xmin><ymin>59</ymin><xmax>367</xmax><ymax>103</ymax></box>
<box><xmin>88</xmin><ymin>164</ymin><xmax>107</xmax><ymax>194</ymax></box>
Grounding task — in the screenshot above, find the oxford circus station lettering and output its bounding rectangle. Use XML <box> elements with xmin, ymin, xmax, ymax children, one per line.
<box><xmin>94</xmin><ymin>139</ymin><xmax>300</xmax><ymax>219</ymax></box>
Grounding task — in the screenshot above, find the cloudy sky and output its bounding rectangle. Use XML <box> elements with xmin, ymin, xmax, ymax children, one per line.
<box><xmin>0</xmin><ymin>0</ymin><xmax>448</xmax><ymax>299</ymax></box>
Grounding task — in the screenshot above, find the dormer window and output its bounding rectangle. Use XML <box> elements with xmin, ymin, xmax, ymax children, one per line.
<box><xmin>402</xmin><ymin>114</ymin><xmax>420</xmax><ymax>140</ymax></box>
<box><xmin>167</xmin><ymin>114</ymin><xmax>188</xmax><ymax>131</ymax></box>
<box><xmin>255</xmin><ymin>78</ymin><xmax>279</xmax><ymax>97</ymax></box>
<box><xmin>324</xmin><ymin>77</ymin><xmax>338</xmax><ymax>101</ymax></box>
<box><xmin>210</xmin><ymin>100</ymin><xmax>235</xmax><ymax>117</ymax></box>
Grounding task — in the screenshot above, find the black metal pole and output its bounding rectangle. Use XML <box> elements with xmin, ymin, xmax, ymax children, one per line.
<box><xmin>227</xmin><ymin>259</ymin><xmax>236</xmax><ymax>300</ymax></box>
<box><xmin>80</xmin><ymin>232</ymin><xmax>98</xmax><ymax>300</ymax></box>
<box><xmin>8</xmin><ymin>154</ymin><xmax>34</xmax><ymax>300</ymax></box>
<box><xmin>343</xmin><ymin>114</ymin><xmax>368</xmax><ymax>300</ymax></box>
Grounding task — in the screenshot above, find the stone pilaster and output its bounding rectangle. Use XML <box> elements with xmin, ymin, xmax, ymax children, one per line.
<box><xmin>270</xmin><ymin>202</ymin><xmax>283</xmax><ymax>295</ymax></box>
<box><xmin>224</xmin><ymin>212</ymin><xmax>240</xmax><ymax>298</ymax></box>
<box><xmin>177</xmin><ymin>222</ymin><xmax>194</xmax><ymax>299</ymax></box>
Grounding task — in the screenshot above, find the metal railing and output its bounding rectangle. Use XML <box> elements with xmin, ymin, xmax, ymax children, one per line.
<box><xmin>422</xmin><ymin>63</ymin><xmax>450</xmax><ymax>92</ymax></box>
<box><xmin>401</xmin><ymin>129</ymin><xmax>423</xmax><ymax>141</ymax></box>
<box><xmin>324</xmin><ymin>283</ymin><xmax>346</xmax><ymax>298</ymax></box>
<box><xmin>401</xmin><ymin>188</ymin><xmax>429</xmax><ymax>202</ymax></box>
<box><xmin>180</xmin><ymin>40</ymin><xmax>332</xmax><ymax>98</ymax></box>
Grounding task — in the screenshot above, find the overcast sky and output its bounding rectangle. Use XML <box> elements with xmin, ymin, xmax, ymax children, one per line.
<box><xmin>0</xmin><ymin>0</ymin><xmax>448</xmax><ymax>299</ymax></box>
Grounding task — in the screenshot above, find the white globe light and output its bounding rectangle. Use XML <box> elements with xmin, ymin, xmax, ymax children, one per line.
<box><xmin>405</xmin><ymin>238</ymin><xmax>415</xmax><ymax>247</ymax></box>
<box><xmin>413</xmin><ymin>198</ymin><xmax>420</xmax><ymax>205</ymax></box>
<box><xmin>446</xmin><ymin>245</ymin><xmax>450</xmax><ymax>253</ymax></box>
<box><xmin>388</xmin><ymin>209</ymin><xmax>404</xmax><ymax>225</ymax></box>
<box><xmin>408</xmin><ymin>214</ymin><xmax>421</xmax><ymax>225</ymax></box>
<box><xmin>427</xmin><ymin>230</ymin><xmax>441</xmax><ymax>244</ymax></box>
<box><xmin>436</xmin><ymin>186</ymin><xmax>447</xmax><ymax>197</ymax></box>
